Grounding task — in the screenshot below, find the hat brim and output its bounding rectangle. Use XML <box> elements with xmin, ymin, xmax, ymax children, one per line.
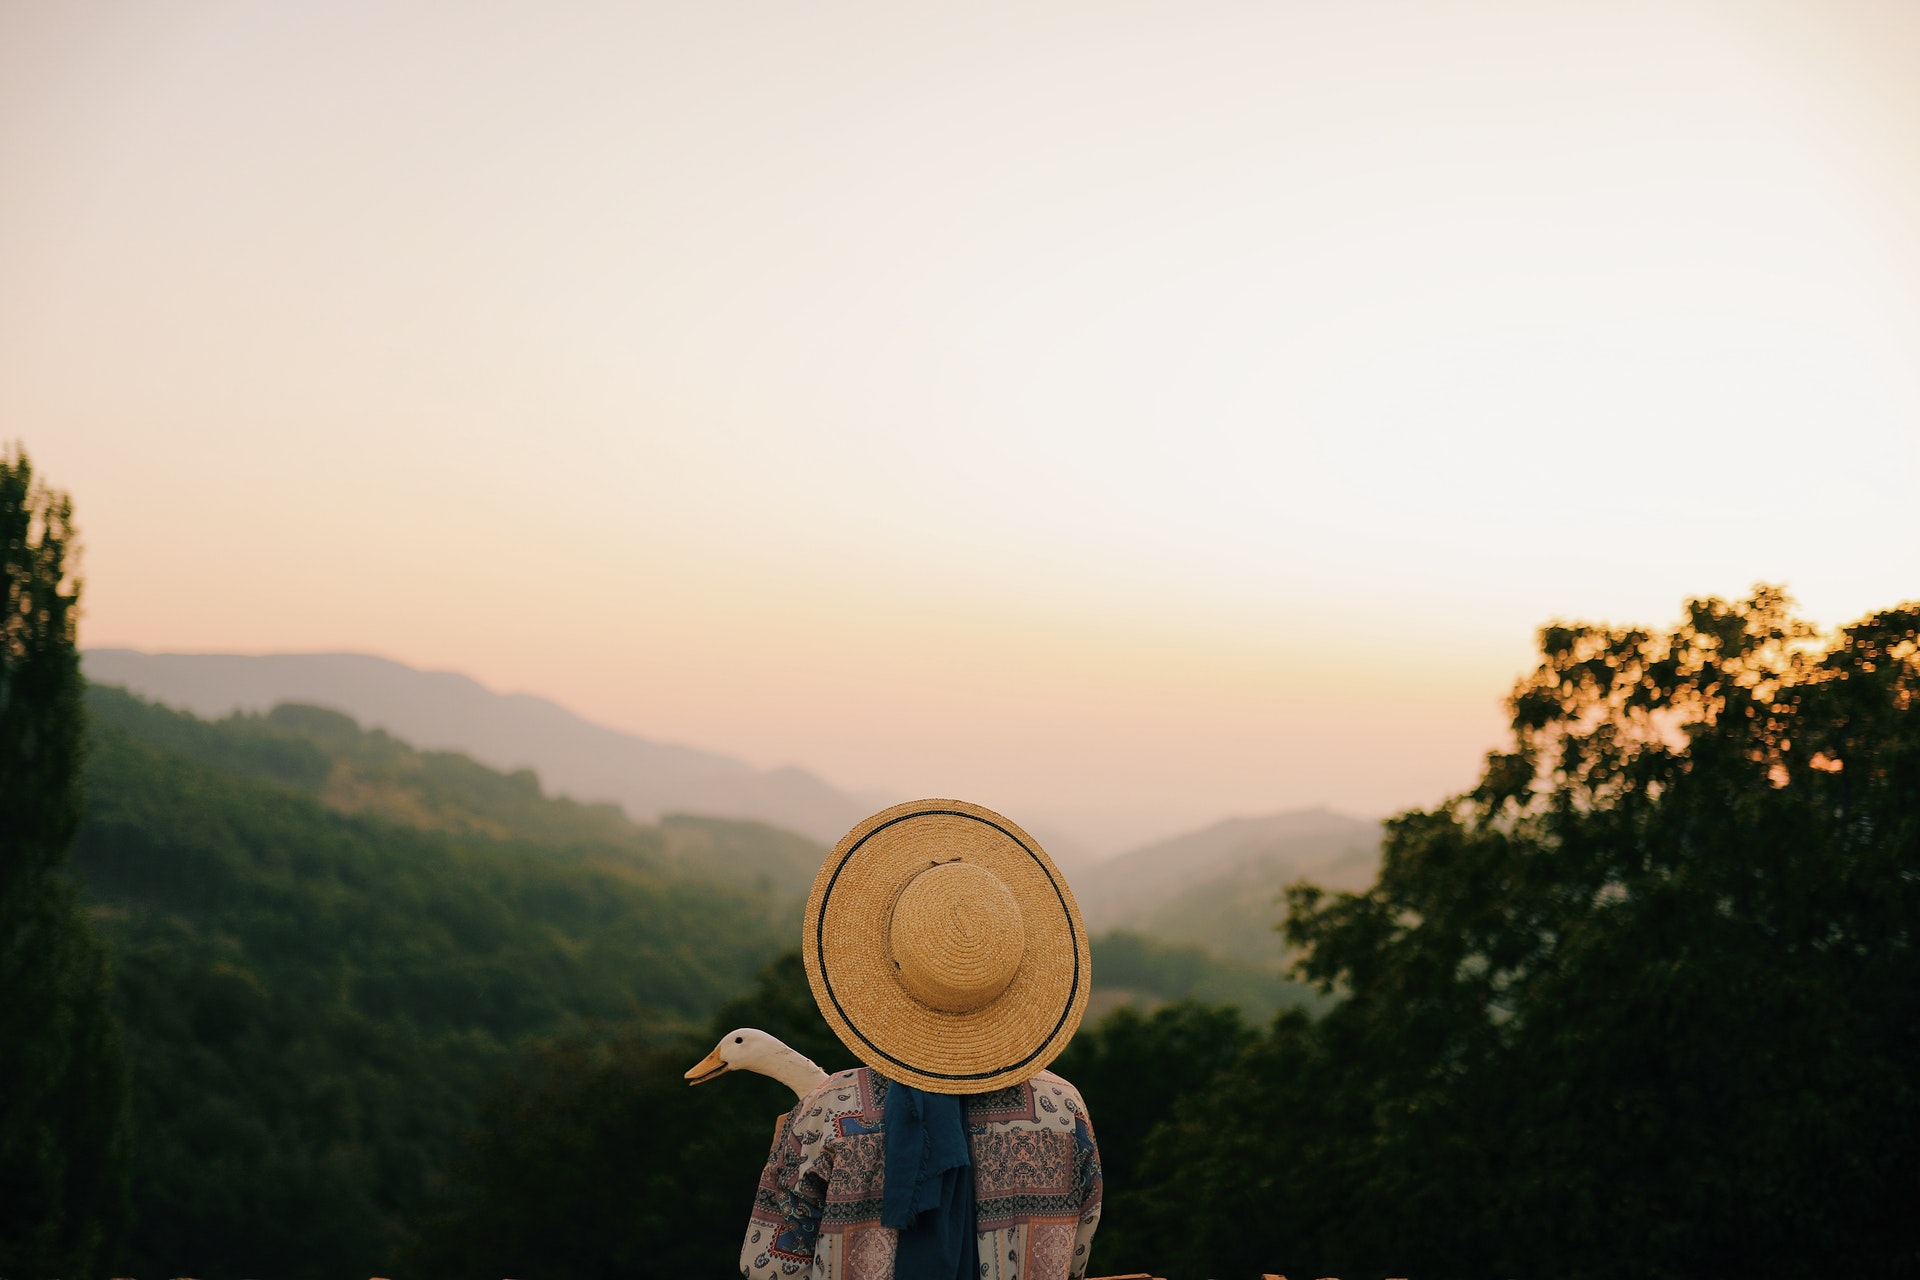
<box><xmin>803</xmin><ymin>799</ymin><xmax>1092</xmax><ymax>1094</ymax></box>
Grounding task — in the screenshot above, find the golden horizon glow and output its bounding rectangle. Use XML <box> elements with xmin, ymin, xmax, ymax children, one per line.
<box><xmin>6</xmin><ymin>1</ymin><xmax>1918</xmax><ymax>851</ymax></box>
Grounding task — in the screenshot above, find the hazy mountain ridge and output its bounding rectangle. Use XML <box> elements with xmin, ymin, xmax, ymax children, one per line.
<box><xmin>87</xmin><ymin>648</ymin><xmax>1383</xmax><ymax>970</ymax></box>
<box><xmin>1077</xmin><ymin>809</ymin><xmax>1383</xmax><ymax>967</ymax></box>
<box><xmin>83</xmin><ymin>684</ymin><xmax>830</xmax><ymax>901</ymax></box>
<box><xmin>83</xmin><ymin>649</ymin><xmax>878</xmax><ymax>843</ymax></box>
<box><xmin>85</xmin><ymin>682</ymin><xmax>1301</xmax><ymax>1006</ymax></box>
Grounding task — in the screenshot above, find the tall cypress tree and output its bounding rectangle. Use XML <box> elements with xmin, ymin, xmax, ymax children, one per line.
<box><xmin>0</xmin><ymin>447</ymin><xmax>127</xmax><ymax>1275</ymax></box>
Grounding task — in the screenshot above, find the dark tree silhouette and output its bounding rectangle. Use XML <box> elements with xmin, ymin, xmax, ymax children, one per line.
<box><xmin>410</xmin><ymin>953</ymin><xmax>853</xmax><ymax>1280</ymax></box>
<box><xmin>1130</xmin><ymin>588</ymin><xmax>1920</xmax><ymax>1280</ymax></box>
<box><xmin>0</xmin><ymin>447</ymin><xmax>129</xmax><ymax>1276</ymax></box>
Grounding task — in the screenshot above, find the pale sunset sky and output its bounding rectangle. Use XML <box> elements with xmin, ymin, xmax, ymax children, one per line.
<box><xmin>4</xmin><ymin>1</ymin><xmax>1917</xmax><ymax>852</ymax></box>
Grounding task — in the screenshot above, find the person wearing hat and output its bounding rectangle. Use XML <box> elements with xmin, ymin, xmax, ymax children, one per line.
<box><xmin>740</xmin><ymin>799</ymin><xmax>1105</xmax><ymax>1280</ymax></box>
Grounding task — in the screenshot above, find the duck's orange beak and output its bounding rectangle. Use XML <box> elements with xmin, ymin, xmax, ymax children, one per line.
<box><xmin>684</xmin><ymin>1046</ymin><xmax>730</xmax><ymax>1086</ymax></box>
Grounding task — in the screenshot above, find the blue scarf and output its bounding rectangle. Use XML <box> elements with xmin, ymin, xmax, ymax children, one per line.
<box><xmin>880</xmin><ymin>1079</ymin><xmax>978</xmax><ymax>1280</ymax></box>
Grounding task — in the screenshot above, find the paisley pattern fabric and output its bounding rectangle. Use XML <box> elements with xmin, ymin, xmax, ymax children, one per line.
<box><xmin>741</xmin><ymin>1067</ymin><xmax>1103</xmax><ymax>1280</ymax></box>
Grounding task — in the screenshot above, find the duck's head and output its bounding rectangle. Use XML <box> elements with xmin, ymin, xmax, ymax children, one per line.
<box><xmin>684</xmin><ymin>1027</ymin><xmax>787</xmax><ymax>1086</ymax></box>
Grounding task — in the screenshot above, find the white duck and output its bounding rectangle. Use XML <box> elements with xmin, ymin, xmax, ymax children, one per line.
<box><xmin>684</xmin><ymin>1027</ymin><xmax>830</xmax><ymax>1099</ymax></box>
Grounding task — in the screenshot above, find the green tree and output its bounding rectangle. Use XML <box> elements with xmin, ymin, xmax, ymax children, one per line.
<box><xmin>0</xmin><ymin>448</ymin><xmax>129</xmax><ymax>1276</ymax></box>
<box><xmin>1133</xmin><ymin>588</ymin><xmax>1920</xmax><ymax>1280</ymax></box>
<box><xmin>414</xmin><ymin>955</ymin><xmax>1266</xmax><ymax>1280</ymax></box>
<box><xmin>410</xmin><ymin>952</ymin><xmax>853</xmax><ymax>1280</ymax></box>
<box><xmin>1049</xmin><ymin>1000</ymin><xmax>1255</xmax><ymax>1277</ymax></box>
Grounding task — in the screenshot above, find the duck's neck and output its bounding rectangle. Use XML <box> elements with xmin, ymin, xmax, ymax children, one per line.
<box><xmin>757</xmin><ymin>1047</ymin><xmax>829</xmax><ymax>1098</ymax></box>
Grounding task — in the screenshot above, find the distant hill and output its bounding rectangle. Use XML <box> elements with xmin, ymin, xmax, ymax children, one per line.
<box><xmin>1076</xmin><ymin>809</ymin><xmax>1382</xmax><ymax>967</ymax></box>
<box><xmin>1085</xmin><ymin>930</ymin><xmax>1325</xmax><ymax>1023</ymax></box>
<box><xmin>83</xmin><ymin>649</ymin><xmax>880</xmax><ymax>843</ymax></box>
<box><xmin>83</xmin><ymin>684</ymin><xmax>829</xmax><ymax>900</ymax></box>
<box><xmin>77</xmin><ymin>684</ymin><xmax>1320</xmax><ymax>1274</ymax></box>
<box><xmin>76</xmin><ymin>683</ymin><xmax>827</xmax><ymax>1276</ymax></box>
<box><xmin>83</xmin><ymin>649</ymin><xmax>1383</xmax><ymax>971</ymax></box>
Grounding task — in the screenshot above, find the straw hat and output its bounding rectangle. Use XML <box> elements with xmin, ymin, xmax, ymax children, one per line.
<box><xmin>802</xmin><ymin>798</ymin><xmax>1092</xmax><ymax>1094</ymax></box>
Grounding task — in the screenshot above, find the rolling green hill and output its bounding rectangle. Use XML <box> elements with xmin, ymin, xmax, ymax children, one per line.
<box><xmin>83</xmin><ymin>648</ymin><xmax>878</xmax><ymax>841</ymax></box>
<box><xmin>75</xmin><ymin>685</ymin><xmax>826</xmax><ymax>1278</ymax></box>
<box><xmin>83</xmin><ymin>687</ymin><xmax>829</xmax><ymax>893</ymax></box>
<box><xmin>1086</xmin><ymin>930</ymin><xmax>1325</xmax><ymax>1022</ymax></box>
<box><xmin>1078</xmin><ymin>809</ymin><xmax>1381</xmax><ymax>967</ymax></box>
<box><xmin>73</xmin><ymin>685</ymin><xmax>1317</xmax><ymax>1276</ymax></box>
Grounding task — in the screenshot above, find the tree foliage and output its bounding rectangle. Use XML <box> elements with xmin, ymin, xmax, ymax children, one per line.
<box><xmin>75</xmin><ymin>685</ymin><xmax>819</xmax><ymax>1278</ymax></box>
<box><xmin>415</xmin><ymin>958</ymin><xmax>1268</xmax><ymax>1280</ymax></box>
<box><xmin>1088</xmin><ymin>928</ymin><xmax>1323</xmax><ymax>1019</ymax></box>
<box><xmin>410</xmin><ymin>953</ymin><xmax>854</xmax><ymax>1280</ymax></box>
<box><xmin>1129</xmin><ymin>588</ymin><xmax>1920</xmax><ymax>1279</ymax></box>
<box><xmin>0</xmin><ymin>448</ymin><xmax>129</xmax><ymax>1277</ymax></box>
<box><xmin>1049</xmin><ymin>999</ymin><xmax>1256</xmax><ymax>1276</ymax></box>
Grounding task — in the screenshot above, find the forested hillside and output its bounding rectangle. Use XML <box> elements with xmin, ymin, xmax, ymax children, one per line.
<box><xmin>1083</xmin><ymin>929</ymin><xmax>1321</xmax><ymax>1020</ymax></box>
<box><xmin>75</xmin><ymin>686</ymin><xmax>822</xmax><ymax>1277</ymax></box>
<box><xmin>83</xmin><ymin>647</ymin><xmax>877</xmax><ymax>841</ymax></box>
<box><xmin>73</xmin><ymin>686</ymin><xmax>1286</xmax><ymax>1277</ymax></box>
<box><xmin>1077</xmin><ymin>810</ymin><xmax>1381</xmax><ymax>967</ymax></box>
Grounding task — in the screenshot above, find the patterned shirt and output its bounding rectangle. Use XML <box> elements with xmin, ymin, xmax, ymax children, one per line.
<box><xmin>741</xmin><ymin>1066</ymin><xmax>1103</xmax><ymax>1280</ymax></box>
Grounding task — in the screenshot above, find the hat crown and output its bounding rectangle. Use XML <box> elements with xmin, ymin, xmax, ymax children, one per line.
<box><xmin>804</xmin><ymin>799</ymin><xmax>1090</xmax><ymax>1093</ymax></box>
<box><xmin>889</xmin><ymin>860</ymin><xmax>1025</xmax><ymax>1014</ymax></box>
